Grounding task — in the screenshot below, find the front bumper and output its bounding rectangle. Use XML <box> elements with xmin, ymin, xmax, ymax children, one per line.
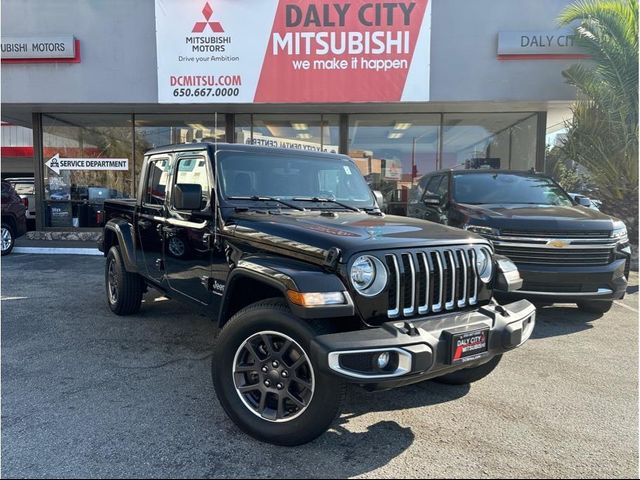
<box><xmin>496</xmin><ymin>257</ymin><xmax>629</xmax><ymax>302</ymax></box>
<box><xmin>310</xmin><ymin>299</ymin><xmax>535</xmax><ymax>389</ymax></box>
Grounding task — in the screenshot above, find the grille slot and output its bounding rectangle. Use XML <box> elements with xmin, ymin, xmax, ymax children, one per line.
<box><xmin>386</xmin><ymin>247</ymin><xmax>479</xmax><ymax>319</ymax></box>
<box><xmin>500</xmin><ymin>230</ymin><xmax>610</xmax><ymax>239</ymax></box>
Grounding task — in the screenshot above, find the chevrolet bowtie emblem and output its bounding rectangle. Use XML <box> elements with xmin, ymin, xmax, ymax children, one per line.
<box><xmin>547</xmin><ymin>239</ymin><xmax>569</xmax><ymax>248</ymax></box>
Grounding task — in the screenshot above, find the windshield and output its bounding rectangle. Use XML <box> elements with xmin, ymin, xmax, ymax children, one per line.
<box><xmin>216</xmin><ymin>151</ymin><xmax>375</xmax><ymax>209</ymax></box>
<box><xmin>452</xmin><ymin>173</ymin><xmax>573</xmax><ymax>206</ymax></box>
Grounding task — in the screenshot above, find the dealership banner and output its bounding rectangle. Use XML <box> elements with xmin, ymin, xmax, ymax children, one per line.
<box><xmin>155</xmin><ymin>0</ymin><xmax>431</xmax><ymax>103</ymax></box>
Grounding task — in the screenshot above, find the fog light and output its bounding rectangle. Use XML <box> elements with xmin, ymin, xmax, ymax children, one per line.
<box><xmin>376</xmin><ymin>352</ymin><xmax>390</xmax><ymax>370</ymax></box>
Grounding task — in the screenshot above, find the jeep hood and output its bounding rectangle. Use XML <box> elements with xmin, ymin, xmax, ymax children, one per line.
<box><xmin>227</xmin><ymin>210</ymin><xmax>485</xmax><ymax>261</ymax></box>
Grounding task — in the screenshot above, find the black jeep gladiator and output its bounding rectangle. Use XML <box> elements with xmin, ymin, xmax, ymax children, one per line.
<box><xmin>99</xmin><ymin>143</ymin><xmax>535</xmax><ymax>446</ymax></box>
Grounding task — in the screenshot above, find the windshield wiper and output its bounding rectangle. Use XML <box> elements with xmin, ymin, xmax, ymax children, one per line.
<box><xmin>292</xmin><ymin>197</ymin><xmax>362</xmax><ymax>213</ymax></box>
<box><xmin>227</xmin><ymin>196</ymin><xmax>306</xmax><ymax>212</ymax></box>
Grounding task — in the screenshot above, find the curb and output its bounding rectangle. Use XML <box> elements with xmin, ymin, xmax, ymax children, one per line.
<box><xmin>13</xmin><ymin>247</ymin><xmax>103</xmax><ymax>256</ymax></box>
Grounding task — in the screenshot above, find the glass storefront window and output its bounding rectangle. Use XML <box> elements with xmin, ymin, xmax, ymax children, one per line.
<box><xmin>33</xmin><ymin>111</ymin><xmax>543</xmax><ymax>229</ymax></box>
<box><xmin>42</xmin><ymin>114</ymin><xmax>134</xmax><ymax>228</ymax></box>
<box><xmin>348</xmin><ymin>114</ymin><xmax>440</xmax><ymax>215</ymax></box>
<box><xmin>442</xmin><ymin>113</ymin><xmax>538</xmax><ymax>171</ymax></box>
<box><xmin>238</xmin><ymin>114</ymin><xmax>339</xmax><ymax>154</ymax></box>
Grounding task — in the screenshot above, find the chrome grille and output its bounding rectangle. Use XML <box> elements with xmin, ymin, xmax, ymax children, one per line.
<box><xmin>385</xmin><ymin>247</ymin><xmax>481</xmax><ymax>319</ymax></box>
<box><xmin>492</xmin><ymin>230</ymin><xmax>616</xmax><ymax>267</ymax></box>
<box><xmin>500</xmin><ymin>229</ymin><xmax>611</xmax><ymax>239</ymax></box>
<box><xmin>494</xmin><ymin>245</ymin><xmax>613</xmax><ymax>266</ymax></box>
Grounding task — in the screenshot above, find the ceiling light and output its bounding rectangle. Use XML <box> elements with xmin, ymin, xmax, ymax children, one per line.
<box><xmin>188</xmin><ymin>123</ymin><xmax>208</xmax><ymax>130</ymax></box>
<box><xmin>297</xmin><ymin>133</ymin><xmax>312</xmax><ymax>139</ymax></box>
<box><xmin>394</xmin><ymin>122</ymin><xmax>412</xmax><ymax>130</ymax></box>
<box><xmin>292</xmin><ymin>123</ymin><xmax>308</xmax><ymax>130</ymax></box>
<box><xmin>387</xmin><ymin>132</ymin><xmax>404</xmax><ymax>139</ymax></box>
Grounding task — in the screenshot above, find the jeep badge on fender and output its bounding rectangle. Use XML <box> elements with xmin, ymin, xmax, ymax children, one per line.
<box><xmin>98</xmin><ymin>143</ymin><xmax>536</xmax><ymax>446</ymax></box>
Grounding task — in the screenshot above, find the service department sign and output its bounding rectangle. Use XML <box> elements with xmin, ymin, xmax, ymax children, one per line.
<box><xmin>155</xmin><ymin>0</ymin><xmax>432</xmax><ymax>103</ymax></box>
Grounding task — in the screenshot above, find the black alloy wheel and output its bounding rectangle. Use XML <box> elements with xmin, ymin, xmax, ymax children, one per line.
<box><xmin>233</xmin><ymin>331</ymin><xmax>315</xmax><ymax>422</ymax></box>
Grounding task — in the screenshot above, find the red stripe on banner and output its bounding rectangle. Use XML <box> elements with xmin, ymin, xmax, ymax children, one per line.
<box><xmin>42</xmin><ymin>147</ymin><xmax>103</xmax><ymax>157</ymax></box>
<box><xmin>2</xmin><ymin>39</ymin><xmax>81</xmax><ymax>64</ymax></box>
<box><xmin>254</xmin><ymin>0</ymin><xmax>428</xmax><ymax>103</ymax></box>
<box><xmin>1</xmin><ymin>147</ymin><xmax>34</xmax><ymax>157</ymax></box>
<box><xmin>497</xmin><ymin>53</ymin><xmax>590</xmax><ymax>61</ymax></box>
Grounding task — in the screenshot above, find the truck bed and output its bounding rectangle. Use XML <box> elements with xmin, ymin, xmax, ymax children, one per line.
<box><xmin>104</xmin><ymin>198</ymin><xmax>137</xmax><ymax>225</ymax></box>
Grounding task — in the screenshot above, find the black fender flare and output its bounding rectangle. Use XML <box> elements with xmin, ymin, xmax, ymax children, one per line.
<box><xmin>218</xmin><ymin>256</ymin><xmax>354</xmax><ymax>327</ymax></box>
<box><xmin>102</xmin><ymin>219</ymin><xmax>138</xmax><ymax>273</ymax></box>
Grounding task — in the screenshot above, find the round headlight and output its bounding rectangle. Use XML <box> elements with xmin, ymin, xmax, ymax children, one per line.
<box><xmin>475</xmin><ymin>248</ymin><xmax>493</xmax><ymax>283</ymax></box>
<box><xmin>351</xmin><ymin>256</ymin><xmax>375</xmax><ymax>290</ymax></box>
<box><xmin>350</xmin><ymin>255</ymin><xmax>388</xmax><ymax>297</ymax></box>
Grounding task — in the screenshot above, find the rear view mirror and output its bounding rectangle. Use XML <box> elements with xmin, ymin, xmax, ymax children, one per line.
<box><xmin>174</xmin><ymin>183</ymin><xmax>203</xmax><ymax>210</ymax></box>
<box><xmin>423</xmin><ymin>194</ymin><xmax>441</xmax><ymax>206</ymax></box>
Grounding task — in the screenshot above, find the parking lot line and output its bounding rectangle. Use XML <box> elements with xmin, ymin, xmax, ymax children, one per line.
<box><xmin>614</xmin><ymin>300</ymin><xmax>639</xmax><ymax>313</ymax></box>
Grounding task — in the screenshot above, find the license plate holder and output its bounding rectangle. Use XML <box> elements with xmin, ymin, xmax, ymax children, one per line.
<box><xmin>448</xmin><ymin>328</ymin><xmax>489</xmax><ymax>365</ymax></box>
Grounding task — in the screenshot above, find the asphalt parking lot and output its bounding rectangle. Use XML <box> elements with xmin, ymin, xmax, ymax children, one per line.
<box><xmin>2</xmin><ymin>254</ymin><xmax>638</xmax><ymax>478</ymax></box>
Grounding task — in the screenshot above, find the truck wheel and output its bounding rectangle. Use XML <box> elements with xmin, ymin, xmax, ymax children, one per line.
<box><xmin>577</xmin><ymin>300</ymin><xmax>613</xmax><ymax>314</ymax></box>
<box><xmin>105</xmin><ymin>246</ymin><xmax>144</xmax><ymax>315</ymax></box>
<box><xmin>1</xmin><ymin>223</ymin><xmax>15</xmax><ymax>256</ymax></box>
<box><xmin>433</xmin><ymin>355</ymin><xmax>502</xmax><ymax>386</ymax></box>
<box><xmin>212</xmin><ymin>299</ymin><xmax>345</xmax><ymax>446</ymax></box>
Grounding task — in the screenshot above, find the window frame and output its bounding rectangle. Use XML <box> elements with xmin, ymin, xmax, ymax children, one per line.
<box><xmin>141</xmin><ymin>155</ymin><xmax>171</xmax><ymax>209</ymax></box>
<box><xmin>422</xmin><ymin>174</ymin><xmax>444</xmax><ymax>200</ymax></box>
<box><xmin>169</xmin><ymin>153</ymin><xmax>212</xmax><ymax>214</ymax></box>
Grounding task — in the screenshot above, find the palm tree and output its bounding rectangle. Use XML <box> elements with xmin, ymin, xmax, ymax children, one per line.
<box><xmin>556</xmin><ymin>0</ymin><xmax>638</xmax><ymax>241</ymax></box>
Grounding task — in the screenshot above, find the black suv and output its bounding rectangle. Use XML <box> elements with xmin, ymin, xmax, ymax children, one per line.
<box><xmin>408</xmin><ymin>169</ymin><xmax>631</xmax><ymax>313</ymax></box>
<box><xmin>99</xmin><ymin>144</ymin><xmax>535</xmax><ymax>445</ymax></box>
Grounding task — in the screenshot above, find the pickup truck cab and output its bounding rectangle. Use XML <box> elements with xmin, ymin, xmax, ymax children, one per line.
<box><xmin>408</xmin><ymin>169</ymin><xmax>631</xmax><ymax>313</ymax></box>
<box><xmin>99</xmin><ymin>143</ymin><xmax>535</xmax><ymax>446</ymax></box>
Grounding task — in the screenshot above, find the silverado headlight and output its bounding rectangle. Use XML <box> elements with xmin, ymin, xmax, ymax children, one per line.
<box><xmin>350</xmin><ymin>255</ymin><xmax>388</xmax><ymax>297</ymax></box>
<box><xmin>612</xmin><ymin>221</ymin><xmax>628</xmax><ymax>243</ymax></box>
<box><xmin>475</xmin><ymin>247</ymin><xmax>493</xmax><ymax>283</ymax></box>
<box><xmin>463</xmin><ymin>225</ymin><xmax>499</xmax><ymax>237</ymax></box>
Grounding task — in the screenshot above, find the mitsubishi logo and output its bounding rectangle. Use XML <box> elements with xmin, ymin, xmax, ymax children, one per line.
<box><xmin>192</xmin><ymin>2</ymin><xmax>224</xmax><ymax>33</ymax></box>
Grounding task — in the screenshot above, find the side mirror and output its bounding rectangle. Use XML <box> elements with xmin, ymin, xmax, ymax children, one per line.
<box><xmin>372</xmin><ymin>190</ymin><xmax>384</xmax><ymax>209</ymax></box>
<box><xmin>575</xmin><ymin>196</ymin><xmax>591</xmax><ymax>207</ymax></box>
<box><xmin>174</xmin><ymin>183</ymin><xmax>203</xmax><ymax>210</ymax></box>
<box><xmin>423</xmin><ymin>194</ymin><xmax>442</xmax><ymax>207</ymax></box>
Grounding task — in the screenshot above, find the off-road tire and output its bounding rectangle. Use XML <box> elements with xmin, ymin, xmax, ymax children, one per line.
<box><xmin>105</xmin><ymin>246</ymin><xmax>144</xmax><ymax>315</ymax></box>
<box><xmin>212</xmin><ymin>298</ymin><xmax>345</xmax><ymax>446</ymax></box>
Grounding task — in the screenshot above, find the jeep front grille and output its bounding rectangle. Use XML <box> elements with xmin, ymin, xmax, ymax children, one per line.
<box><xmin>384</xmin><ymin>248</ymin><xmax>480</xmax><ymax>319</ymax></box>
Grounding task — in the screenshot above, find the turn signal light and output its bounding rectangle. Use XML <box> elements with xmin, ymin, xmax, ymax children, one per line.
<box><xmin>287</xmin><ymin>290</ymin><xmax>346</xmax><ymax>307</ymax></box>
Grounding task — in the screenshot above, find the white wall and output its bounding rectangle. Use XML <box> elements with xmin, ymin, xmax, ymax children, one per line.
<box><xmin>1</xmin><ymin>0</ymin><xmax>578</xmax><ymax>106</ymax></box>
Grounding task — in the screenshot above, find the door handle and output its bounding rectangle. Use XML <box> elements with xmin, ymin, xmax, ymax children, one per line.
<box><xmin>156</xmin><ymin>223</ymin><xmax>164</xmax><ymax>234</ymax></box>
<box><xmin>202</xmin><ymin>232</ymin><xmax>212</xmax><ymax>248</ymax></box>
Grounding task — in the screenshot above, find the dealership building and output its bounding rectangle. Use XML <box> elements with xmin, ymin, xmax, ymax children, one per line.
<box><xmin>1</xmin><ymin>0</ymin><xmax>583</xmax><ymax>231</ymax></box>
